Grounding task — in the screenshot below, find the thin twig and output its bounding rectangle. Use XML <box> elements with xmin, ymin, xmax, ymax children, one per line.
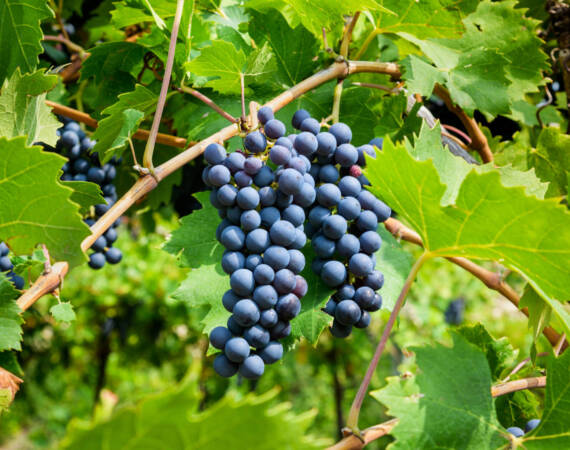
<box><xmin>41</xmin><ymin>244</ymin><xmax>52</xmax><ymax>274</ymax></box>
<box><xmin>240</xmin><ymin>73</ymin><xmax>246</xmax><ymax>122</ymax></box>
<box><xmin>323</xmin><ymin>27</ymin><xmax>333</xmax><ymax>54</ymax></box>
<box><xmin>332</xmin><ymin>376</ymin><xmax>547</xmax><ymax>449</ymax></box>
<box><xmin>555</xmin><ymin>333</ymin><xmax>566</xmax><ymax>356</ymax></box>
<box><xmin>441</xmin><ymin>124</ymin><xmax>472</xmax><ymax>145</ymax></box>
<box><xmin>433</xmin><ymin>84</ymin><xmax>493</xmax><ymax>163</ymax></box>
<box><xmin>351</xmin><ymin>81</ymin><xmax>399</xmax><ymax>93</ymax></box>
<box><xmin>177</xmin><ymin>86</ymin><xmax>238</xmax><ymax>123</ymax></box>
<box><xmin>340</xmin><ymin>12</ymin><xmax>361</xmax><ymax>58</ymax></box>
<box><xmin>45</xmin><ymin>101</ymin><xmax>190</xmax><ymax>148</ymax></box>
<box><xmin>142</xmin><ymin>0</ymin><xmax>185</xmax><ymax>171</ymax></box>
<box><xmin>502</xmin><ymin>353</ymin><xmax>548</xmax><ymax>383</ymax></box>
<box><xmin>346</xmin><ymin>253</ymin><xmax>429</xmax><ymax>434</ymax></box>
<box><xmin>331</xmin><ymin>80</ymin><xmax>344</xmax><ymax>123</ymax></box>
<box><xmin>43</xmin><ymin>35</ymin><xmax>86</xmax><ymax>56</ymax></box>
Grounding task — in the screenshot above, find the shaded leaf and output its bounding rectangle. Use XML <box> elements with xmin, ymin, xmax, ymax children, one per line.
<box><xmin>64</xmin><ymin>181</ymin><xmax>105</xmax><ymax>215</ymax></box>
<box><xmin>0</xmin><ymin>272</ymin><xmax>22</xmax><ymax>351</ymax></box>
<box><xmin>50</xmin><ymin>302</ymin><xmax>76</xmax><ymax>323</ymax></box>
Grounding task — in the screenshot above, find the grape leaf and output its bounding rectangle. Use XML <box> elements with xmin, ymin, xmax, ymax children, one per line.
<box><xmin>246</xmin><ymin>0</ymin><xmax>391</xmax><ymax>38</ymax></box>
<box><xmin>0</xmin><ymin>137</ymin><xmax>90</xmax><ymax>267</ymax></box>
<box><xmin>62</xmin><ymin>386</ymin><xmax>327</xmax><ymax>449</ymax></box>
<box><xmin>80</xmin><ymin>42</ymin><xmax>146</xmax><ymax>110</ymax></box>
<box><xmin>370</xmin><ymin>332</ymin><xmax>505</xmax><ymax>449</ymax></box>
<box><xmin>523</xmin><ymin>351</ymin><xmax>570</xmax><ymax>448</ymax></box>
<box><xmin>456</xmin><ymin>323</ymin><xmax>517</xmax><ymax>380</ymax></box>
<box><xmin>520</xmin><ymin>285</ymin><xmax>552</xmax><ymax>363</ymax></box>
<box><xmin>0</xmin><ymin>0</ymin><xmax>53</xmax><ymax>84</ymax></box>
<box><xmin>364</xmin><ymin>137</ymin><xmax>570</xmax><ymax>333</ymax></box>
<box><xmin>0</xmin><ymin>69</ymin><xmax>60</xmax><ymax>146</ymax></box>
<box><xmin>401</xmin><ymin>1</ymin><xmax>548</xmax><ymax>117</ymax></box>
<box><xmin>92</xmin><ymin>85</ymin><xmax>157</xmax><ymax>162</ymax></box>
<box><xmin>529</xmin><ymin>126</ymin><xmax>570</xmax><ymax>198</ymax></box>
<box><xmin>63</xmin><ymin>181</ymin><xmax>106</xmax><ymax>216</ymax></box>
<box><xmin>0</xmin><ymin>272</ymin><xmax>22</xmax><ymax>351</ymax></box>
<box><xmin>400</xmin><ymin>55</ymin><xmax>447</xmax><ymax>96</ymax></box>
<box><xmin>249</xmin><ymin>11</ymin><xmax>319</xmax><ymax>88</ymax></box>
<box><xmin>0</xmin><ymin>351</ymin><xmax>22</xmax><ymax>377</ymax></box>
<box><xmin>367</xmin><ymin>0</ymin><xmax>477</xmax><ymax>40</ymax></box>
<box><xmin>111</xmin><ymin>0</ymin><xmax>176</xmax><ymax>29</ymax></box>
<box><xmin>376</xmin><ymin>226</ymin><xmax>413</xmax><ymax>310</ymax></box>
<box><xmin>187</xmin><ymin>40</ymin><xmax>276</xmax><ymax>94</ymax></box>
<box><xmin>50</xmin><ymin>302</ymin><xmax>76</xmax><ymax>323</ymax></box>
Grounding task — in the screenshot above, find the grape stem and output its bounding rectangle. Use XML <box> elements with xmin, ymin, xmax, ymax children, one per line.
<box><xmin>42</xmin><ymin>35</ymin><xmax>86</xmax><ymax>57</ymax></box>
<box><xmin>142</xmin><ymin>0</ymin><xmax>185</xmax><ymax>171</ymax></box>
<box><xmin>331</xmin><ymin>376</ymin><xmax>547</xmax><ymax>449</ymax></box>
<box><xmin>177</xmin><ymin>85</ymin><xmax>238</xmax><ymax>123</ymax></box>
<box><xmin>346</xmin><ymin>252</ymin><xmax>429</xmax><ymax>435</ymax></box>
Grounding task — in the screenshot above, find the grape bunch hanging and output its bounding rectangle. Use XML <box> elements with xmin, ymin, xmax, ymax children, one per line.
<box><xmin>0</xmin><ymin>242</ymin><xmax>24</xmax><ymax>289</ymax></box>
<box><xmin>48</xmin><ymin>118</ymin><xmax>123</xmax><ymax>269</ymax></box>
<box><xmin>204</xmin><ymin>106</ymin><xmax>391</xmax><ymax>380</ymax></box>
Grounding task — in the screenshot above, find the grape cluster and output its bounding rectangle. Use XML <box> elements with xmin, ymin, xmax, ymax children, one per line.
<box><xmin>0</xmin><ymin>242</ymin><xmax>24</xmax><ymax>289</ymax></box>
<box><xmin>204</xmin><ymin>108</ymin><xmax>314</xmax><ymax>379</ymax></box>
<box><xmin>507</xmin><ymin>419</ymin><xmax>540</xmax><ymax>437</ymax></box>
<box><xmin>287</xmin><ymin>110</ymin><xmax>390</xmax><ymax>338</ymax></box>
<box><xmin>53</xmin><ymin>118</ymin><xmax>123</xmax><ymax>269</ymax></box>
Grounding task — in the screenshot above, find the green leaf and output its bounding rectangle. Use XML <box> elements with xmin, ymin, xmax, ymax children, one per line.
<box><xmin>62</xmin><ymin>386</ymin><xmax>327</xmax><ymax>449</ymax></box>
<box><xmin>50</xmin><ymin>302</ymin><xmax>76</xmax><ymax>323</ymax></box>
<box><xmin>11</xmin><ymin>250</ymin><xmax>45</xmax><ymax>278</ymax></box>
<box><xmin>0</xmin><ymin>351</ymin><xmax>22</xmax><ymax>377</ymax></box>
<box><xmin>370</xmin><ymin>332</ymin><xmax>505</xmax><ymax>449</ymax></box>
<box><xmin>456</xmin><ymin>323</ymin><xmax>517</xmax><ymax>379</ymax></box>
<box><xmin>0</xmin><ymin>69</ymin><xmax>60</xmax><ymax>146</ymax></box>
<box><xmin>92</xmin><ymin>108</ymin><xmax>145</xmax><ymax>164</ymax></box>
<box><xmin>520</xmin><ymin>285</ymin><xmax>552</xmax><ymax>358</ymax></box>
<box><xmin>0</xmin><ymin>272</ymin><xmax>22</xmax><ymax>351</ymax></box>
<box><xmin>80</xmin><ymin>42</ymin><xmax>146</xmax><ymax>110</ymax></box>
<box><xmin>246</xmin><ymin>0</ymin><xmax>391</xmax><ymax>38</ymax></box>
<box><xmin>111</xmin><ymin>0</ymin><xmax>177</xmax><ymax>30</ymax></box>
<box><xmin>249</xmin><ymin>11</ymin><xmax>319</xmax><ymax>88</ymax></box>
<box><xmin>529</xmin><ymin>126</ymin><xmax>570</xmax><ymax>198</ymax></box>
<box><xmin>375</xmin><ymin>226</ymin><xmax>413</xmax><ymax>310</ymax></box>
<box><xmin>401</xmin><ymin>1</ymin><xmax>548</xmax><ymax>118</ymax></box>
<box><xmin>0</xmin><ymin>0</ymin><xmax>53</xmax><ymax>84</ymax></box>
<box><xmin>187</xmin><ymin>40</ymin><xmax>276</xmax><ymax>94</ymax></box>
<box><xmin>0</xmin><ymin>137</ymin><xmax>90</xmax><ymax>267</ymax></box>
<box><xmin>364</xmin><ymin>137</ymin><xmax>570</xmax><ymax>330</ymax></box>
<box><xmin>400</xmin><ymin>55</ymin><xmax>447</xmax><ymax>96</ymax></box>
<box><xmin>63</xmin><ymin>181</ymin><xmax>106</xmax><ymax>215</ymax></box>
<box><xmin>523</xmin><ymin>351</ymin><xmax>570</xmax><ymax>448</ymax></box>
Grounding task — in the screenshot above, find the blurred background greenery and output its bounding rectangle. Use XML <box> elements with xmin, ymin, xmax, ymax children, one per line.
<box><xmin>0</xmin><ymin>207</ymin><xmax>549</xmax><ymax>449</ymax></box>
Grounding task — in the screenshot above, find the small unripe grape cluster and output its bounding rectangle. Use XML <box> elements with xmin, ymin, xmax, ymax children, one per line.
<box><xmin>0</xmin><ymin>242</ymin><xmax>24</xmax><ymax>289</ymax></box>
<box><xmin>507</xmin><ymin>419</ymin><xmax>540</xmax><ymax>437</ymax></box>
<box><xmin>48</xmin><ymin>118</ymin><xmax>123</xmax><ymax>269</ymax></box>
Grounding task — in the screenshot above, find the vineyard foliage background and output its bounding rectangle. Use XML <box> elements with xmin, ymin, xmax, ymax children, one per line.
<box><xmin>0</xmin><ymin>0</ymin><xmax>569</xmax><ymax>448</ymax></box>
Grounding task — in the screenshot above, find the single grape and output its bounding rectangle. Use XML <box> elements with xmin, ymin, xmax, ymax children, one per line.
<box><xmin>276</xmin><ymin>293</ymin><xmax>301</xmax><ymax>320</ymax></box>
<box><xmin>239</xmin><ymin>354</ymin><xmax>265</xmax><ymax>379</ymax></box>
<box><xmin>61</xmin><ymin>130</ymin><xmax>79</xmax><ymax>148</ymax></box>
<box><xmin>317</xmin><ymin>184</ymin><xmax>341</xmax><ymax>207</ymax></box>
<box><xmin>257</xmin><ymin>106</ymin><xmax>274</xmax><ymax>124</ymax></box>
<box><xmin>269</xmin><ymin>220</ymin><xmax>296</xmax><ymax>246</ymax></box>
<box><xmin>360</xmin><ymin>230</ymin><xmax>382</xmax><ymax>254</ymax></box>
<box><xmin>355</xmin><ymin>310</ymin><xmax>371</xmax><ymax>328</ymax></box>
<box><xmin>269</xmin><ymin>145</ymin><xmax>291</xmax><ymax>165</ymax></box>
<box><xmin>88</xmin><ymin>252</ymin><xmax>106</xmax><ymax>269</ymax></box>
<box><xmin>292</xmin><ymin>275</ymin><xmax>308</xmax><ymax>298</ymax></box>
<box><xmin>244</xmin><ymin>157</ymin><xmax>262</xmax><ymax>175</ymax></box>
<box><xmin>263</xmin><ymin>246</ymin><xmax>290</xmax><ymax>270</ymax></box>
<box><xmin>338</xmin><ymin>197</ymin><xmax>361</xmax><ymax>221</ymax></box>
<box><xmin>220</xmin><ymin>226</ymin><xmax>245</xmax><ymax>251</ymax></box>
<box><xmin>244</xmin><ymin>325</ymin><xmax>270</xmax><ymax>348</ymax></box>
<box><xmin>506</xmin><ymin>427</ymin><xmax>524</xmax><ymax>438</ymax></box>
<box><xmin>334</xmin><ymin>284</ymin><xmax>355</xmax><ymax>301</ymax></box>
<box><xmin>312</xmin><ymin>235</ymin><xmax>336</xmax><ymax>259</ymax></box>
<box><xmin>245</xmin><ymin>228</ymin><xmax>271</xmax><ymax>253</ymax></box>
<box><xmin>335</xmin><ymin>300</ymin><xmax>361</xmax><ymax>325</ymax></box>
<box><xmin>270</xmin><ymin>320</ymin><xmax>291</xmax><ymax>339</ymax></box>
<box><xmin>309</xmin><ymin>206</ymin><xmax>331</xmax><ymax>228</ymax></box>
<box><xmin>364</xmin><ymin>271</ymin><xmax>384</xmax><ymax>290</ymax></box>
<box><xmin>525</xmin><ymin>419</ymin><xmax>540</xmax><ymax>432</ymax></box>
<box><xmin>0</xmin><ymin>242</ymin><xmax>9</xmax><ymax>257</ymax></box>
<box><xmin>259</xmin><ymin>309</ymin><xmax>278</xmax><ymax>328</ymax></box>
<box><xmin>292</xmin><ymin>109</ymin><xmax>311</xmax><ymax>129</ymax></box>
<box><xmin>226</xmin><ymin>206</ymin><xmax>243</xmax><ymax>225</ymax></box>
<box><xmin>210</xmin><ymin>326</ymin><xmax>233</xmax><ymax>349</ymax></box>
<box><xmin>236</xmin><ymin>186</ymin><xmax>260</xmax><ymax>210</ymax></box>
<box><xmin>253</xmin><ymin>166</ymin><xmax>275</xmax><ymax>187</ymax></box>
<box><xmin>357</xmin><ymin>144</ymin><xmax>376</xmax><ymax>166</ymax></box>
<box><xmin>322</xmin><ymin>215</ymin><xmax>348</xmax><ymax>240</ymax></box>
<box><xmin>204</xmin><ymin>143</ymin><xmax>227</xmax><ymax>165</ymax></box>
<box><xmin>8</xmin><ymin>272</ymin><xmax>24</xmax><ymax>290</ymax></box>
<box><xmin>369</xmin><ymin>137</ymin><xmax>383</xmax><ymax>149</ymax></box>
<box><xmin>293</xmin><ymin>182</ymin><xmax>316</xmax><ymax>207</ymax></box>
<box><xmin>287</xmin><ymin>249</ymin><xmax>305</xmax><ymax>274</ymax></box>
<box><xmin>265</xmin><ymin>119</ymin><xmax>286</xmax><ymax>139</ymax></box>
<box><xmin>260</xmin><ymin>207</ymin><xmax>281</xmax><ymax>228</ymax></box>
<box><xmin>224</xmin><ymin>337</ymin><xmax>250</xmax><ymax>363</ymax></box>
<box><xmin>293</xmin><ymin>132</ymin><xmax>318</xmax><ymax>156</ymax></box>
<box><xmin>234</xmin><ymin>170</ymin><xmax>253</xmax><ymax>188</ymax></box>
<box><xmin>356</xmin><ymin>210</ymin><xmax>378</xmax><ymax>232</ymax></box>
<box><xmin>217</xmin><ymin>184</ymin><xmax>238</xmax><ymax>206</ymax></box>
<box><xmin>321</xmin><ymin>260</ymin><xmax>347</xmax><ymax>287</ymax></box>
<box><xmin>0</xmin><ymin>256</ymin><xmax>13</xmax><ymax>272</ymax></box>
<box><xmin>258</xmin><ymin>341</ymin><xmax>283</xmax><ymax>364</ymax></box>
<box><xmin>324</xmin><ymin>299</ymin><xmax>337</xmax><ymax>316</ymax></box>
<box><xmin>274</xmin><ymin>268</ymin><xmax>297</xmax><ymax>294</ymax></box>
<box><xmin>221</xmin><ymin>251</ymin><xmax>246</xmax><ymax>274</ymax></box>
<box><xmin>278</xmin><ymin>168</ymin><xmax>304</xmax><ymax>195</ymax></box>
<box><xmin>316</xmin><ymin>132</ymin><xmax>337</xmax><ymax>156</ymax></box>
<box><xmin>208</xmin><ymin>164</ymin><xmax>231</xmax><ymax>186</ymax></box>
<box><xmin>259</xmin><ymin>186</ymin><xmax>276</xmax><ymax>207</ymax></box>
<box><xmin>87</xmin><ymin>167</ymin><xmax>105</xmax><ymax>184</ymax></box>
<box><xmin>300</xmin><ymin>117</ymin><xmax>320</xmax><ymax>135</ymax></box>
<box><xmin>222</xmin><ymin>289</ymin><xmax>240</xmax><ymax>312</ymax></box>
<box><xmin>372</xmin><ymin>199</ymin><xmax>392</xmax><ymax>222</ymax></box>
<box><xmin>275</xmin><ymin>136</ymin><xmax>293</xmax><ymax>150</ymax></box>
<box><xmin>335</xmin><ymin>144</ymin><xmax>358</xmax><ymax>167</ymax></box>
<box><xmin>225</xmin><ymin>152</ymin><xmax>245</xmax><ymax>173</ymax></box>
<box><xmin>240</xmin><ymin>210</ymin><xmax>261</xmax><ymax>232</ymax></box>
<box><xmin>336</xmin><ymin>234</ymin><xmax>360</xmax><ymax>258</ymax></box>
<box><xmin>254</xmin><ymin>263</ymin><xmax>275</xmax><ymax>285</ymax></box>
<box><xmin>244</xmin><ymin>131</ymin><xmax>267</xmax><ymax>153</ymax></box>
<box><xmin>213</xmin><ymin>354</ymin><xmax>238</xmax><ymax>377</ymax></box>
<box><xmin>349</xmin><ymin>253</ymin><xmax>374</xmax><ymax>277</ymax></box>
<box><xmin>318</xmin><ymin>164</ymin><xmax>340</xmax><ymax>183</ymax></box>
<box><xmin>227</xmin><ymin>315</ymin><xmax>244</xmax><ymax>335</ymax></box>
<box><xmin>330</xmin><ymin>319</ymin><xmax>352</xmax><ymax>338</ymax></box>
<box><xmin>329</xmin><ymin>122</ymin><xmax>352</xmax><ymax>145</ymax></box>
<box><xmin>282</xmin><ymin>205</ymin><xmax>305</xmax><ymax>227</ymax></box>
<box><xmin>338</xmin><ymin>176</ymin><xmax>361</xmax><ymax>197</ymax></box>
<box><xmin>253</xmin><ymin>284</ymin><xmax>278</xmax><ymax>309</ymax></box>
<box><xmin>230</xmin><ymin>269</ymin><xmax>255</xmax><ymax>296</ymax></box>
<box><xmin>354</xmin><ymin>286</ymin><xmax>376</xmax><ymax>309</ymax></box>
